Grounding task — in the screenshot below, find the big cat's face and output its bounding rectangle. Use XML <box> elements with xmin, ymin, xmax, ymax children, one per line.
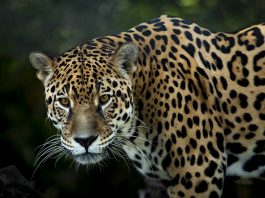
<box><xmin>30</xmin><ymin>42</ymin><xmax>138</xmax><ymax>165</ymax></box>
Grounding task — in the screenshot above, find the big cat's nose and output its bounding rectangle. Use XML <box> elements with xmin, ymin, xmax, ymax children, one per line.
<box><xmin>74</xmin><ymin>135</ymin><xmax>98</xmax><ymax>150</ymax></box>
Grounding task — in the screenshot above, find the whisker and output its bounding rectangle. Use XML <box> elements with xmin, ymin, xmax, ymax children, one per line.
<box><xmin>32</xmin><ymin>147</ymin><xmax>63</xmax><ymax>179</ymax></box>
<box><xmin>74</xmin><ymin>162</ymin><xmax>81</xmax><ymax>173</ymax></box>
<box><xmin>54</xmin><ymin>150</ymin><xmax>68</xmax><ymax>168</ymax></box>
<box><xmin>117</xmin><ymin>134</ymin><xmax>154</xmax><ymax>146</ymax></box>
<box><xmin>34</xmin><ymin>135</ymin><xmax>60</xmax><ymax>151</ymax></box>
<box><xmin>129</xmin><ymin>125</ymin><xmax>152</xmax><ymax>131</ymax></box>
<box><xmin>115</xmin><ymin>137</ymin><xmax>154</xmax><ymax>177</ymax></box>
<box><xmin>34</xmin><ymin>146</ymin><xmax>63</xmax><ymax>166</ymax></box>
<box><xmin>34</xmin><ymin>145</ymin><xmax>61</xmax><ymax>165</ymax></box>
<box><xmin>132</xmin><ymin>115</ymin><xmax>148</xmax><ymax>126</ymax></box>
<box><xmin>109</xmin><ymin>143</ymin><xmax>131</xmax><ymax>173</ymax></box>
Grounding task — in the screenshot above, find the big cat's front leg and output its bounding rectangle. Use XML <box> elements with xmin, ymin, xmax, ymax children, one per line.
<box><xmin>166</xmin><ymin>164</ymin><xmax>225</xmax><ymax>198</ymax></box>
<box><xmin>165</xmin><ymin>136</ymin><xmax>227</xmax><ymax>198</ymax></box>
<box><xmin>138</xmin><ymin>177</ymin><xmax>168</xmax><ymax>198</ymax></box>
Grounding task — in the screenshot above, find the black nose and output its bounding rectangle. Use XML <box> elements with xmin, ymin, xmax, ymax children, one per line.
<box><xmin>74</xmin><ymin>135</ymin><xmax>98</xmax><ymax>149</ymax></box>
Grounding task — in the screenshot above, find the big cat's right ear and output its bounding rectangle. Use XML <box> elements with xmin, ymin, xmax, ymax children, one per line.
<box><xmin>29</xmin><ymin>51</ymin><xmax>53</xmax><ymax>84</ymax></box>
<box><xmin>111</xmin><ymin>42</ymin><xmax>138</xmax><ymax>76</ymax></box>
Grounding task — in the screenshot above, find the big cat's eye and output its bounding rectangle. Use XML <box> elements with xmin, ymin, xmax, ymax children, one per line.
<box><xmin>99</xmin><ymin>94</ymin><xmax>110</xmax><ymax>106</ymax></box>
<box><xmin>58</xmin><ymin>98</ymin><xmax>71</xmax><ymax>108</ymax></box>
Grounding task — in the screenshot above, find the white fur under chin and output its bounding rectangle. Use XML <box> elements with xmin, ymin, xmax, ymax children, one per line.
<box><xmin>74</xmin><ymin>153</ymin><xmax>104</xmax><ymax>164</ymax></box>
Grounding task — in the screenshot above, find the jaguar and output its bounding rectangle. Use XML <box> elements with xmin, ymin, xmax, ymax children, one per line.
<box><xmin>30</xmin><ymin>15</ymin><xmax>265</xmax><ymax>198</ymax></box>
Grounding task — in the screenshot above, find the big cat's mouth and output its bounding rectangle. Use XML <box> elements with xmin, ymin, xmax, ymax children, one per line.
<box><xmin>73</xmin><ymin>152</ymin><xmax>105</xmax><ymax>164</ymax></box>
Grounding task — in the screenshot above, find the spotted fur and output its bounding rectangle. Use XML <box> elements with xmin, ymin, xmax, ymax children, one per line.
<box><xmin>30</xmin><ymin>15</ymin><xmax>265</xmax><ymax>198</ymax></box>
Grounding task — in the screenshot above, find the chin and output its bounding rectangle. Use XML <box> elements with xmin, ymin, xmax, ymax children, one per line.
<box><xmin>74</xmin><ymin>152</ymin><xmax>104</xmax><ymax>165</ymax></box>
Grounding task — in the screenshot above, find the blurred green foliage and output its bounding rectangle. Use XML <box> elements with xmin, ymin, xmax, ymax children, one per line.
<box><xmin>0</xmin><ymin>0</ymin><xmax>264</xmax><ymax>197</ymax></box>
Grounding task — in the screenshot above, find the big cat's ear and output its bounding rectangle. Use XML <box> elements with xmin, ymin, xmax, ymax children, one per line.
<box><xmin>29</xmin><ymin>51</ymin><xmax>53</xmax><ymax>84</ymax></box>
<box><xmin>112</xmin><ymin>42</ymin><xmax>138</xmax><ymax>76</ymax></box>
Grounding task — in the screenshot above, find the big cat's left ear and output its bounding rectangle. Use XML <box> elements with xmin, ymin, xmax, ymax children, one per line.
<box><xmin>112</xmin><ymin>42</ymin><xmax>138</xmax><ymax>75</ymax></box>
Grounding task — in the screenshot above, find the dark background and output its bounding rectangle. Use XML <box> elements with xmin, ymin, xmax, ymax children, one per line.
<box><xmin>0</xmin><ymin>0</ymin><xmax>264</xmax><ymax>197</ymax></box>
